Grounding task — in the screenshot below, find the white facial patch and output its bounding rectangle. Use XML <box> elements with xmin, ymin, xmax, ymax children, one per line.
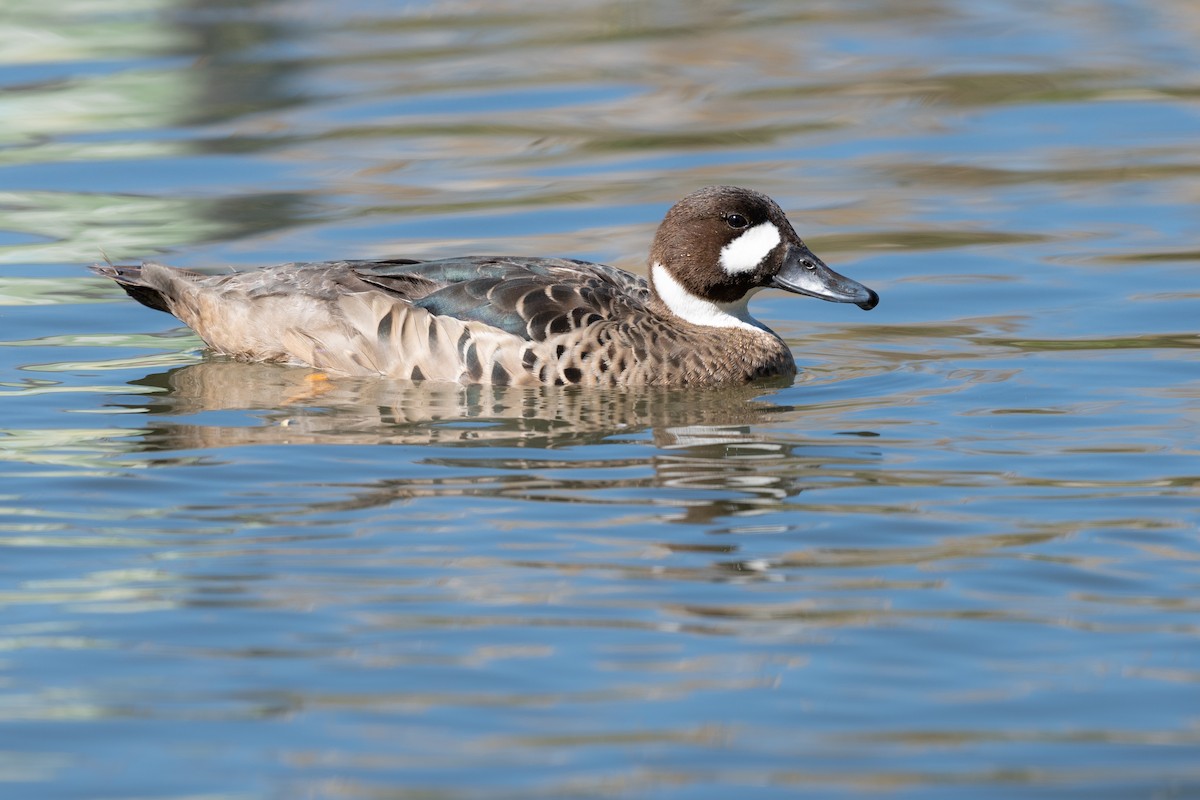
<box><xmin>652</xmin><ymin>263</ymin><xmax>764</xmax><ymax>333</ymax></box>
<box><xmin>719</xmin><ymin>221</ymin><xmax>781</xmax><ymax>275</ymax></box>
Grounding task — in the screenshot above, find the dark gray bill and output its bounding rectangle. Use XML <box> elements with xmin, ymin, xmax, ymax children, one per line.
<box><xmin>770</xmin><ymin>243</ymin><xmax>879</xmax><ymax>310</ymax></box>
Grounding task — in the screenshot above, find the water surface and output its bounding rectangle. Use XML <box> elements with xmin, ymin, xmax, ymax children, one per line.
<box><xmin>1</xmin><ymin>1</ymin><xmax>1198</xmax><ymax>797</ymax></box>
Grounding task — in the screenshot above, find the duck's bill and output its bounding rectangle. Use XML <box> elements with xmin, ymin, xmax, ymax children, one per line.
<box><xmin>771</xmin><ymin>244</ymin><xmax>879</xmax><ymax>310</ymax></box>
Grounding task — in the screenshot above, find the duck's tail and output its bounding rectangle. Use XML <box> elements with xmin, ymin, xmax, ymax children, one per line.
<box><xmin>90</xmin><ymin>263</ymin><xmax>176</xmax><ymax>314</ymax></box>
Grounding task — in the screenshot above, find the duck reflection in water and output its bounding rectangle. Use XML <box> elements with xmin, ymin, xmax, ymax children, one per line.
<box><xmin>114</xmin><ymin>360</ymin><xmax>882</xmax><ymax>527</ymax></box>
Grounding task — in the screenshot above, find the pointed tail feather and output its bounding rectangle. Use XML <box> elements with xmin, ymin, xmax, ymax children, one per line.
<box><xmin>90</xmin><ymin>263</ymin><xmax>174</xmax><ymax>314</ymax></box>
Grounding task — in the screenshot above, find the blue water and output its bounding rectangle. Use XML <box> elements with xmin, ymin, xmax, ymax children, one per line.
<box><xmin>1</xmin><ymin>1</ymin><xmax>1198</xmax><ymax>798</ymax></box>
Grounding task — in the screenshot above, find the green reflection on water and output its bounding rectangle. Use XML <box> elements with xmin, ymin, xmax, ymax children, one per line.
<box><xmin>0</xmin><ymin>330</ymin><xmax>195</xmax><ymax>348</ymax></box>
<box><xmin>0</xmin><ymin>276</ymin><xmax>113</xmax><ymax>306</ymax></box>
<box><xmin>0</xmin><ymin>69</ymin><xmax>200</xmax><ymax>145</ymax></box>
<box><xmin>746</xmin><ymin>68</ymin><xmax>1137</xmax><ymax>107</ymax></box>
<box><xmin>0</xmin><ymin>0</ymin><xmax>318</xmax><ymax>264</ymax></box>
<box><xmin>984</xmin><ymin>333</ymin><xmax>1200</xmax><ymax>351</ymax></box>
<box><xmin>887</xmin><ymin>160</ymin><xmax>1200</xmax><ymax>187</ymax></box>
<box><xmin>0</xmin><ymin>426</ymin><xmax>151</xmax><ymax>473</ymax></box>
<box><xmin>0</xmin><ymin>192</ymin><xmax>315</xmax><ymax>264</ymax></box>
<box><xmin>816</xmin><ymin>229</ymin><xmax>1047</xmax><ymax>253</ymax></box>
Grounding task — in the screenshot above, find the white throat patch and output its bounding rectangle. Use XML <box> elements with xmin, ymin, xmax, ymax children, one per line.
<box><xmin>652</xmin><ymin>263</ymin><xmax>764</xmax><ymax>333</ymax></box>
<box><xmin>719</xmin><ymin>221</ymin><xmax>781</xmax><ymax>275</ymax></box>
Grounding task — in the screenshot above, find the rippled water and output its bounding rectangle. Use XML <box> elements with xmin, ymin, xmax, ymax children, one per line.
<box><xmin>2</xmin><ymin>1</ymin><xmax>1198</xmax><ymax>797</ymax></box>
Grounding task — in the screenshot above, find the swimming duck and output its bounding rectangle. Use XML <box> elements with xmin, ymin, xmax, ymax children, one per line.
<box><xmin>92</xmin><ymin>186</ymin><xmax>878</xmax><ymax>386</ymax></box>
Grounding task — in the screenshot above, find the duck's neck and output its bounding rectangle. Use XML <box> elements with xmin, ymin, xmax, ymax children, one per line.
<box><xmin>650</xmin><ymin>262</ymin><xmax>766</xmax><ymax>333</ymax></box>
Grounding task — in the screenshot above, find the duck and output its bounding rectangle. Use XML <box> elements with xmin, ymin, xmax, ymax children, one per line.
<box><xmin>91</xmin><ymin>186</ymin><xmax>878</xmax><ymax>387</ymax></box>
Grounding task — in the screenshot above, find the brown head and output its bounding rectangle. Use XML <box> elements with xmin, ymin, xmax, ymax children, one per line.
<box><xmin>648</xmin><ymin>186</ymin><xmax>877</xmax><ymax>330</ymax></box>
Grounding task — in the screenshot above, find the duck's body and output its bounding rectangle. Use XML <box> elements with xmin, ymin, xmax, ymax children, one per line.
<box><xmin>92</xmin><ymin>186</ymin><xmax>878</xmax><ymax>387</ymax></box>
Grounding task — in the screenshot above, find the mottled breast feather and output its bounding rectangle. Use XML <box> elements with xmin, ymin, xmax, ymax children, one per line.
<box><xmin>355</xmin><ymin>257</ymin><xmax>652</xmax><ymax>342</ymax></box>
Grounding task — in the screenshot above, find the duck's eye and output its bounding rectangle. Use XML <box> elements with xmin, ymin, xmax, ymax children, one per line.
<box><xmin>725</xmin><ymin>213</ymin><xmax>749</xmax><ymax>229</ymax></box>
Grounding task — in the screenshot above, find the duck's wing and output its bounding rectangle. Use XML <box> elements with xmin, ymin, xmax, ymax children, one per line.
<box><xmin>354</xmin><ymin>257</ymin><xmax>651</xmax><ymax>342</ymax></box>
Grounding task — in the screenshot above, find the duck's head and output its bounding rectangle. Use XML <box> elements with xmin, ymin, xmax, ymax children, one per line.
<box><xmin>648</xmin><ymin>186</ymin><xmax>878</xmax><ymax>330</ymax></box>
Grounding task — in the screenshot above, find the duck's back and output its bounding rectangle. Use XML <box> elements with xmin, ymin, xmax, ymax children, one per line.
<box><xmin>352</xmin><ymin>257</ymin><xmax>665</xmax><ymax>385</ymax></box>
